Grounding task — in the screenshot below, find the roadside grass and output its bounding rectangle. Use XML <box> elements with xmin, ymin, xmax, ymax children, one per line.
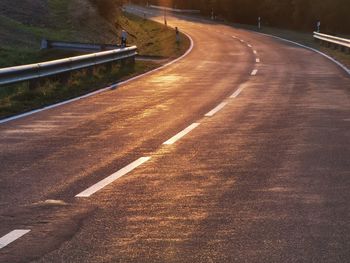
<box><xmin>0</xmin><ymin>5</ymin><xmax>190</xmax><ymax>68</ymax></box>
<box><xmin>0</xmin><ymin>13</ymin><xmax>73</xmax><ymax>68</ymax></box>
<box><xmin>230</xmin><ymin>22</ymin><xmax>350</xmax><ymax>68</ymax></box>
<box><xmin>117</xmin><ymin>12</ymin><xmax>190</xmax><ymax>58</ymax></box>
<box><xmin>0</xmin><ymin>61</ymin><xmax>159</xmax><ymax>118</ymax></box>
<box><xmin>0</xmin><ymin>2</ymin><xmax>191</xmax><ymax>119</ymax></box>
<box><xmin>0</xmin><ymin>46</ymin><xmax>80</xmax><ymax>69</ymax></box>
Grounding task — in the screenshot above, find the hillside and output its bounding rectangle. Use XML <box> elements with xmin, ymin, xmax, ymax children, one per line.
<box><xmin>0</xmin><ymin>0</ymin><xmax>131</xmax><ymax>68</ymax></box>
<box><xmin>0</xmin><ymin>1</ymin><xmax>190</xmax><ymax>118</ymax></box>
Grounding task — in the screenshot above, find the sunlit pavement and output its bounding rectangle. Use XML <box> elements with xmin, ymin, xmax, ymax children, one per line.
<box><xmin>0</xmin><ymin>5</ymin><xmax>349</xmax><ymax>263</ymax></box>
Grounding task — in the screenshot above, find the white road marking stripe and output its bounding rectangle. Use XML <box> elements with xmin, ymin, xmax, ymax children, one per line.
<box><xmin>0</xmin><ymin>230</ymin><xmax>30</xmax><ymax>249</ymax></box>
<box><xmin>248</xmin><ymin>44</ymin><xmax>252</xmax><ymax>48</ymax></box>
<box><xmin>256</xmin><ymin>58</ymin><xmax>260</xmax><ymax>63</ymax></box>
<box><xmin>230</xmin><ymin>88</ymin><xmax>244</xmax><ymax>98</ymax></box>
<box><xmin>240</xmin><ymin>39</ymin><xmax>245</xmax><ymax>43</ymax></box>
<box><xmin>255</xmin><ymin>31</ymin><xmax>350</xmax><ymax>76</ymax></box>
<box><xmin>163</xmin><ymin>123</ymin><xmax>200</xmax><ymax>145</ymax></box>
<box><xmin>205</xmin><ymin>102</ymin><xmax>228</xmax><ymax>117</ymax></box>
<box><xmin>253</xmin><ymin>50</ymin><xmax>257</xmax><ymax>54</ymax></box>
<box><xmin>251</xmin><ymin>69</ymin><xmax>258</xmax><ymax>76</ymax></box>
<box><xmin>230</xmin><ymin>85</ymin><xmax>246</xmax><ymax>98</ymax></box>
<box><xmin>232</xmin><ymin>36</ymin><xmax>237</xmax><ymax>39</ymax></box>
<box><xmin>76</xmin><ymin>157</ymin><xmax>151</xmax><ymax>198</ymax></box>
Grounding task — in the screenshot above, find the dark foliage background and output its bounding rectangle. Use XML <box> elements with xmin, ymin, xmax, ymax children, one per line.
<box><xmin>131</xmin><ymin>0</ymin><xmax>350</xmax><ymax>34</ymax></box>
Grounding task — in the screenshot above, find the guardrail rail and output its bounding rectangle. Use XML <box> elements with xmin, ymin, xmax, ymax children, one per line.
<box><xmin>313</xmin><ymin>32</ymin><xmax>350</xmax><ymax>53</ymax></box>
<box><xmin>41</xmin><ymin>39</ymin><xmax>120</xmax><ymax>52</ymax></box>
<box><xmin>0</xmin><ymin>46</ymin><xmax>137</xmax><ymax>87</ymax></box>
<box><xmin>149</xmin><ymin>5</ymin><xmax>200</xmax><ymax>14</ymax></box>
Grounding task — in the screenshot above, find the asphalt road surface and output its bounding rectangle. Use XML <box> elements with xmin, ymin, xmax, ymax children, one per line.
<box><xmin>0</xmin><ymin>5</ymin><xmax>349</xmax><ymax>263</ymax></box>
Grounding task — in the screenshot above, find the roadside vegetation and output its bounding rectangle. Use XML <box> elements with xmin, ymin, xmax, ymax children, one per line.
<box><xmin>134</xmin><ymin>0</ymin><xmax>350</xmax><ymax>68</ymax></box>
<box><xmin>0</xmin><ymin>0</ymin><xmax>190</xmax><ymax>119</ymax></box>
<box><xmin>137</xmin><ymin>0</ymin><xmax>350</xmax><ymax>34</ymax></box>
<box><xmin>228</xmin><ymin>23</ymin><xmax>350</xmax><ymax>69</ymax></box>
<box><xmin>0</xmin><ymin>61</ymin><xmax>157</xmax><ymax>118</ymax></box>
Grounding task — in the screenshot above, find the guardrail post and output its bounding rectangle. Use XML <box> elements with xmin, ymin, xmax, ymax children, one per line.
<box><xmin>175</xmin><ymin>27</ymin><xmax>180</xmax><ymax>43</ymax></box>
<box><xmin>41</xmin><ymin>39</ymin><xmax>48</xmax><ymax>50</ymax></box>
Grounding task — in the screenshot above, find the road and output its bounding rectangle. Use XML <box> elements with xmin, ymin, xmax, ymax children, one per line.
<box><xmin>0</xmin><ymin>5</ymin><xmax>349</xmax><ymax>263</ymax></box>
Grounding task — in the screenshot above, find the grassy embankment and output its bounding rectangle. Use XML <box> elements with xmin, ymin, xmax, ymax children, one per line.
<box><xmin>0</xmin><ymin>0</ymin><xmax>190</xmax><ymax>119</ymax></box>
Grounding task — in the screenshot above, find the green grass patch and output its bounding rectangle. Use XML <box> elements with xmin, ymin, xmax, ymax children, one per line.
<box><xmin>117</xmin><ymin>12</ymin><xmax>190</xmax><ymax>58</ymax></box>
<box><xmin>48</xmin><ymin>0</ymin><xmax>72</xmax><ymax>28</ymax></box>
<box><xmin>0</xmin><ymin>14</ymin><xmax>72</xmax><ymax>43</ymax></box>
<box><xmin>0</xmin><ymin>13</ymin><xmax>74</xmax><ymax>67</ymax></box>
<box><xmin>0</xmin><ymin>47</ymin><xmax>80</xmax><ymax>68</ymax></box>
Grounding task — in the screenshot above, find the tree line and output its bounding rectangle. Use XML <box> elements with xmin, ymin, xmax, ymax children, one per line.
<box><xmin>131</xmin><ymin>0</ymin><xmax>350</xmax><ymax>34</ymax></box>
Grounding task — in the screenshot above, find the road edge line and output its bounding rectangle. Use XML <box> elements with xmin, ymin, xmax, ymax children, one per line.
<box><xmin>255</xmin><ymin>32</ymin><xmax>350</xmax><ymax>76</ymax></box>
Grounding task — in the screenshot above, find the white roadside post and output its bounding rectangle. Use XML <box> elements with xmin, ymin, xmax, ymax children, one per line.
<box><xmin>175</xmin><ymin>27</ymin><xmax>180</xmax><ymax>43</ymax></box>
<box><xmin>258</xmin><ymin>17</ymin><xmax>261</xmax><ymax>30</ymax></box>
<box><xmin>40</xmin><ymin>39</ymin><xmax>48</xmax><ymax>49</ymax></box>
<box><xmin>315</xmin><ymin>21</ymin><xmax>322</xmax><ymax>45</ymax></box>
<box><xmin>121</xmin><ymin>30</ymin><xmax>127</xmax><ymax>48</ymax></box>
<box><xmin>211</xmin><ymin>8</ymin><xmax>214</xmax><ymax>20</ymax></box>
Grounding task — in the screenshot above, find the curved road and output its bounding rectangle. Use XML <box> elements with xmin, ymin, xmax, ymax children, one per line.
<box><xmin>0</xmin><ymin>5</ymin><xmax>349</xmax><ymax>263</ymax></box>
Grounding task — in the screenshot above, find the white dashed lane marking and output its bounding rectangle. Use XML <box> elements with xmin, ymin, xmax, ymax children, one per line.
<box><xmin>0</xmin><ymin>230</ymin><xmax>31</xmax><ymax>249</ymax></box>
<box><xmin>251</xmin><ymin>69</ymin><xmax>258</xmax><ymax>76</ymax></box>
<box><xmin>76</xmin><ymin>157</ymin><xmax>151</xmax><ymax>197</ymax></box>
<box><xmin>205</xmin><ymin>102</ymin><xmax>228</xmax><ymax>117</ymax></box>
<box><xmin>163</xmin><ymin>123</ymin><xmax>200</xmax><ymax>145</ymax></box>
<box><xmin>230</xmin><ymin>83</ymin><xmax>248</xmax><ymax>98</ymax></box>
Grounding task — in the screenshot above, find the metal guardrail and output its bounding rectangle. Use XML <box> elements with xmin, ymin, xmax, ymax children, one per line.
<box><xmin>149</xmin><ymin>5</ymin><xmax>200</xmax><ymax>14</ymax></box>
<box><xmin>0</xmin><ymin>46</ymin><xmax>137</xmax><ymax>86</ymax></box>
<box><xmin>41</xmin><ymin>39</ymin><xmax>120</xmax><ymax>52</ymax></box>
<box><xmin>313</xmin><ymin>32</ymin><xmax>350</xmax><ymax>50</ymax></box>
